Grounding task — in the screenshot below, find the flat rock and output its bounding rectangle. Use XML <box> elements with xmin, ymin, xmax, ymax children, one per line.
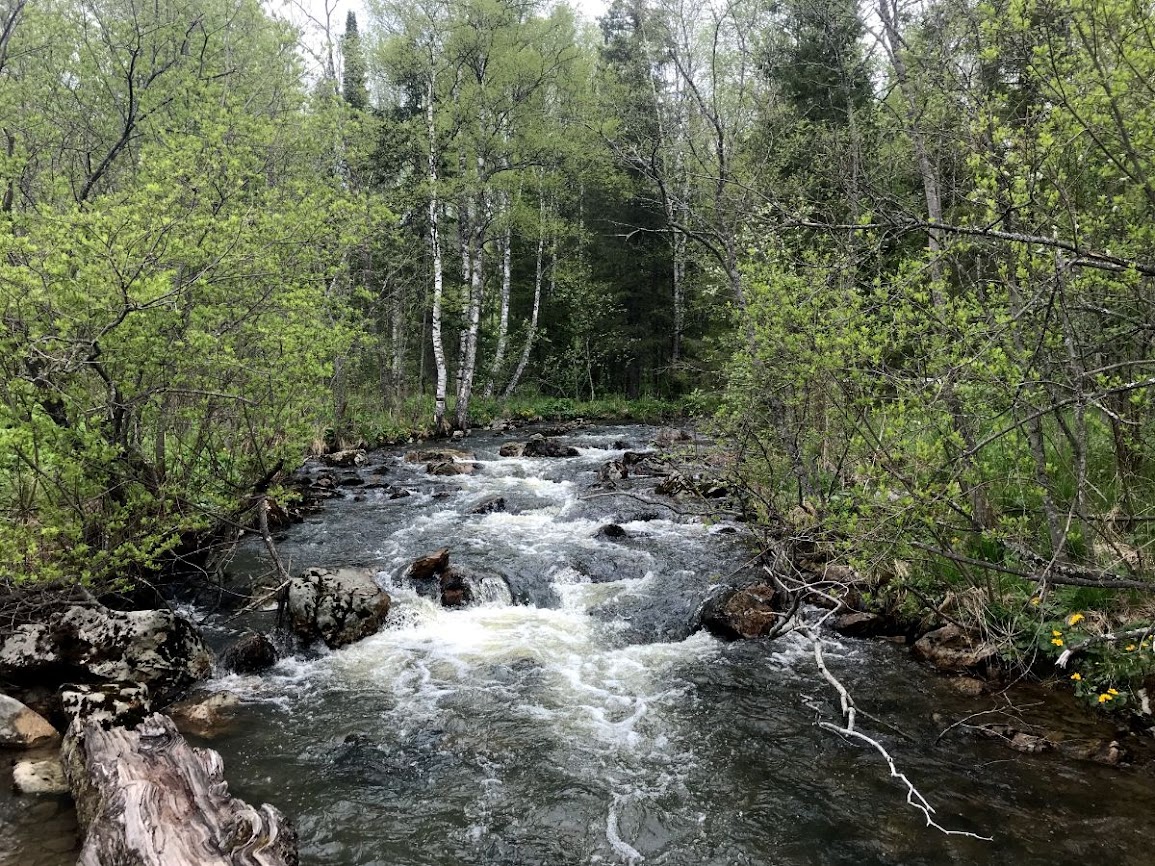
<box><xmin>170</xmin><ymin>691</ymin><xmax>241</xmax><ymax>739</ymax></box>
<box><xmin>0</xmin><ymin>693</ymin><xmax>60</xmax><ymax>748</ymax></box>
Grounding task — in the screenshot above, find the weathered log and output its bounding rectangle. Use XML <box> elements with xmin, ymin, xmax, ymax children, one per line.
<box><xmin>63</xmin><ymin>713</ymin><xmax>298</xmax><ymax>866</ymax></box>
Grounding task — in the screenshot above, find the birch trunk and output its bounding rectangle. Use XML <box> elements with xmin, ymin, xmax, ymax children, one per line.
<box><xmin>504</xmin><ymin>195</ymin><xmax>549</xmax><ymax>397</ymax></box>
<box><xmin>455</xmin><ymin>161</ymin><xmax>486</xmax><ymax>431</ymax></box>
<box><xmin>483</xmin><ymin>199</ymin><xmax>512</xmax><ymax>398</ymax></box>
<box><xmin>426</xmin><ymin>82</ymin><xmax>450</xmax><ymax>435</ymax></box>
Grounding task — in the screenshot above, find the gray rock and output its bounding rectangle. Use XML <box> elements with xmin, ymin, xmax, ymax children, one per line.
<box><xmin>321</xmin><ymin>449</ymin><xmax>368</xmax><ymax>467</ymax></box>
<box><xmin>12</xmin><ymin>757</ymin><xmax>69</xmax><ymax>795</ymax></box>
<box><xmin>286</xmin><ymin>567</ymin><xmax>392</xmax><ymax>649</ymax></box>
<box><xmin>60</xmin><ymin>682</ymin><xmax>150</xmax><ymax>729</ymax></box>
<box><xmin>0</xmin><ymin>693</ymin><xmax>60</xmax><ymax>748</ymax></box>
<box><xmin>0</xmin><ymin>606</ymin><xmax>212</xmax><ymax>700</ymax></box>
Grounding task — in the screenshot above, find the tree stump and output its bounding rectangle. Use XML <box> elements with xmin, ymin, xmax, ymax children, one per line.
<box><xmin>62</xmin><ymin>713</ymin><xmax>298</xmax><ymax>866</ymax></box>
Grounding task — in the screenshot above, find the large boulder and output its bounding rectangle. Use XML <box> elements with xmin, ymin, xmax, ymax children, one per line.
<box><xmin>286</xmin><ymin>567</ymin><xmax>392</xmax><ymax>649</ymax></box>
<box><xmin>912</xmin><ymin>624</ymin><xmax>998</xmax><ymax>674</ymax></box>
<box><xmin>499</xmin><ymin>442</ymin><xmax>526</xmax><ymax>457</ymax></box>
<box><xmin>697</xmin><ymin>584</ymin><xmax>782</xmax><ymax>640</ymax></box>
<box><xmin>0</xmin><ymin>693</ymin><xmax>60</xmax><ymax>748</ymax></box>
<box><xmin>0</xmin><ymin>605</ymin><xmax>213</xmax><ymax>700</ymax></box>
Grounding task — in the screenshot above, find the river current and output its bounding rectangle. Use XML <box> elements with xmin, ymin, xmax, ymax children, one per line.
<box><xmin>2</xmin><ymin>424</ymin><xmax>1152</xmax><ymax>865</ymax></box>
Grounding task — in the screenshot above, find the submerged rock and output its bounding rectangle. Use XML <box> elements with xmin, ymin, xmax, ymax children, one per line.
<box><xmin>598</xmin><ymin>523</ymin><xmax>628</xmax><ymax>539</ymax></box>
<box><xmin>286</xmin><ymin>567</ymin><xmax>392</xmax><ymax>649</ymax></box>
<box><xmin>219</xmin><ymin>631</ymin><xmax>277</xmax><ymax>674</ymax></box>
<box><xmin>698</xmin><ymin>584</ymin><xmax>781</xmax><ymax>640</ymax></box>
<box><xmin>0</xmin><ymin>693</ymin><xmax>60</xmax><ymax>748</ymax></box>
<box><xmin>0</xmin><ymin>605</ymin><xmax>213</xmax><ymax>700</ymax></box>
<box><xmin>170</xmin><ymin>691</ymin><xmax>241</xmax><ymax>739</ymax></box>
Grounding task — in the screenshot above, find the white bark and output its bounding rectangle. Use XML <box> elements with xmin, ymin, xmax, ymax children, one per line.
<box><xmin>504</xmin><ymin>194</ymin><xmax>549</xmax><ymax>397</ymax></box>
<box><xmin>483</xmin><ymin>197</ymin><xmax>512</xmax><ymax>398</ymax></box>
<box><xmin>426</xmin><ymin>81</ymin><xmax>449</xmax><ymax>435</ymax></box>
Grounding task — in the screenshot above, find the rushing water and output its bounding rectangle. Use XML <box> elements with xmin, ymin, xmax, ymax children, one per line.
<box><xmin>2</xmin><ymin>424</ymin><xmax>1153</xmax><ymax>866</ymax></box>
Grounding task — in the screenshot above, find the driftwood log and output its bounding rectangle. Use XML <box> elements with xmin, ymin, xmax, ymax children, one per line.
<box><xmin>62</xmin><ymin>713</ymin><xmax>298</xmax><ymax>866</ymax></box>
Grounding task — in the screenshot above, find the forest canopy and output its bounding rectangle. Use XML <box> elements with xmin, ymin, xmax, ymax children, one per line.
<box><xmin>2</xmin><ymin>0</ymin><xmax>1154</xmax><ymax>693</ymax></box>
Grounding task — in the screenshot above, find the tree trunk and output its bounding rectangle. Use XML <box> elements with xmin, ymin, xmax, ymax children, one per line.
<box><xmin>505</xmin><ymin>195</ymin><xmax>549</xmax><ymax>397</ymax></box>
<box><xmin>483</xmin><ymin>201</ymin><xmax>512</xmax><ymax>397</ymax></box>
<box><xmin>62</xmin><ymin>713</ymin><xmax>298</xmax><ymax>866</ymax></box>
<box><xmin>426</xmin><ymin>83</ymin><xmax>450</xmax><ymax>435</ymax></box>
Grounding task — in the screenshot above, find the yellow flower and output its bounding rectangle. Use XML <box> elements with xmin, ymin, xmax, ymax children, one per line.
<box><xmin>1052</xmin><ymin>629</ymin><xmax>1063</xmax><ymax>637</ymax></box>
<box><xmin>1067</xmin><ymin>612</ymin><xmax>1085</xmax><ymax>626</ymax></box>
<box><xmin>1126</xmin><ymin>645</ymin><xmax>1136</xmax><ymax>652</ymax></box>
<box><xmin>1108</xmin><ymin>688</ymin><xmax>1120</xmax><ymax>696</ymax></box>
<box><xmin>1099</xmin><ymin>693</ymin><xmax>1113</xmax><ymax>703</ymax></box>
<box><xmin>1051</xmin><ymin>638</ymin><xmax>1064</xmax><ymax>646</ymax></box>
<box><xmin>1030</xmin><ymin>597</ymin><xmax>1041</xmax><ymax>606</ymax></box>
<box><xmin>1071</xmin><ymin>673</ymin><xmax>1081</xmax><ymax>681</ymax></box>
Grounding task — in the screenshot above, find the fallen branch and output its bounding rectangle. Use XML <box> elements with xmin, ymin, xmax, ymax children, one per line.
<box><xmin>799</xmin><ymin>626</ymin><xmax>992</xmax><ymax>840</ymax></box>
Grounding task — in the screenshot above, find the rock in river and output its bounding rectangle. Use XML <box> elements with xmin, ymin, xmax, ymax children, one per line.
<box><xmin>219</xmin><ymin>631</ymin><xmax>278</xmax><ymax>674</ymax></box>
<box><xmin>0</xmin><ymin>605</ymin><xmax>213</xmax><ymax>700</ymax></box>
<box><xmin>0</xmin><ymin>693</ymin><xmax>60</xmax><ymax>748</ymax></box>
<box><xmin>697</xmin><ymin>583</ymin><xmax>782</xmax><ymax>640</ymax></box>
<box><xmin>286</xmin><ymin>567</ymin><xmax>392</xmax><ymax>649</ymax></box>
<box><xmin>911</xmin><ymin>624</ymin><xmax>997</xmax><ymax>674</ymax></box>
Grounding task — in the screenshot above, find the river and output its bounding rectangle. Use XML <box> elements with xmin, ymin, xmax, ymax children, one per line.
<box><xmin>2</xmin><ymin>424</ymin><xmax>1152</xmax><ymax>865</ymax></box>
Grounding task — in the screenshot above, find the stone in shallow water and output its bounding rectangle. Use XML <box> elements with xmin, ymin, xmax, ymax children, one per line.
<box><xmin>13</xmin><ymin>757</ymin><xmax>69</xmax><ymax>795</ymax></box>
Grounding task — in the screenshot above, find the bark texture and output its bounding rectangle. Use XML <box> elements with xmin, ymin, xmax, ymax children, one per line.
<box><xmin>63</xmin><ymin>713</ymin><xmax>298</xmax><ymax>866</ymax></box>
